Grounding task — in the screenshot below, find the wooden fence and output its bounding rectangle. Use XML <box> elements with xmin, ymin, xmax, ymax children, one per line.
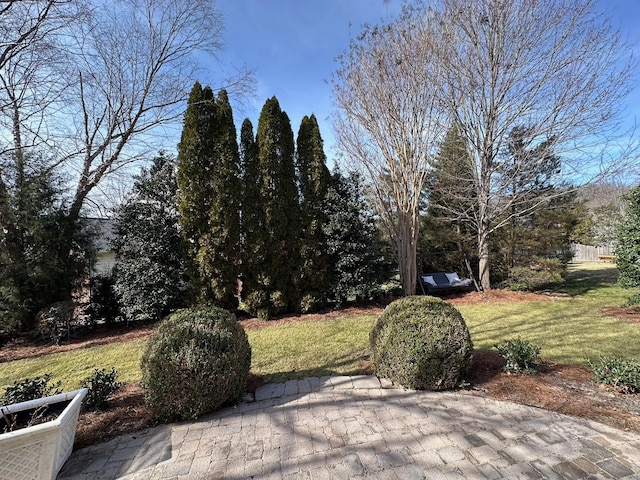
<box><xmin>571</xmin><ymin>243</ymin><xmax>614</xmax><ymax>262</ymax></box>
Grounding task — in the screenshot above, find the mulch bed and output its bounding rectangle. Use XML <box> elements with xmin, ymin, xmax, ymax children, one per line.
<box><xmin>601</xmin><ymin>306</ymin><xmax>640</xmax><ymax>323</ymax></box>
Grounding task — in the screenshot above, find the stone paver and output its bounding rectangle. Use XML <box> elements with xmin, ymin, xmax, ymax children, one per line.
<box><xmin>58</xmin><ymin>376</ymin><xmax>640</xmax><ymax>479</ymax></box>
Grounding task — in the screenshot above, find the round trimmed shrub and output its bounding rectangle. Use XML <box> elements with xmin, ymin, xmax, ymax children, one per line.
<box><xmin>141</xmin><ymin>306</ymin><xmax>251</xmax><ymax>420</ymax></box>
<box><xmin>370</xmin><ymin>296</ymin><xmax>473</xmax><ymax>390</ymax></box>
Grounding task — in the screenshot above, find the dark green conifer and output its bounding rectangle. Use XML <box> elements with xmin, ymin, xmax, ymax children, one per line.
<box><xmin>200</xmin><ymin>89</ymin><xmax>242</xmax><ymax>308</ymax></box>
<box><xmin>295</xmin><ymin>114</ymin><xmax>332</xmax><ymax>312</ymax></box>
<box><xmin>177</xmin><ymin>82</ymin><xmax>213</xmax><ymax>270</ymax></box>
<box><xmin>324</xmin><ymin>169</ymin><xmax>393</xmax><ymax>306</ymax></box>
<box><xmin>244</xmin><ymin>97</ymin><xmax>301</xmax><ymax>318</ymax></box>
<box><xmin>239</xmin><ymin>119</ymin><xmax>266</xmax><ymax>310</ymax></box>
<box><xmin>420</xmin><ymin>124</ymin><xmax>477</xmax><ymax>274</ymax></box>
<box><xmin>113</xmin><ymin>153</ymin><xmax>187</xmax><ymax>322</ymax></box>
<box><xmin>177</xmin><ymin>83</ymin><xmax>241</xmax><ymax>309</ymax></box>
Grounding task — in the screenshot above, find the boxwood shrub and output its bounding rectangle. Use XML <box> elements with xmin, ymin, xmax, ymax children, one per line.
<box><xmin>141</xmin><ymin>306</ymin><xmax>251</xmax><ymax>420</ymax></box>
<box><xmin>370</xmin><ymin>296</ymin><xmax>473</xmax><ymax>390</ymax></box>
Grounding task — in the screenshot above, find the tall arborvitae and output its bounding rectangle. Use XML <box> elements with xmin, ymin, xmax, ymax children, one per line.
<box><xmin>201</xmin><ymin>89</ymin><xmax>242</xmax><ymax>308</ymax></box>
<box><xmin>239</xmin><ymin>119</ymin><xmax>266</xmax><ymax>308</ymax></box>
<box><xmin>244</xmin><ymin>97</ymin><xmax>301</xmax><ymax>318</ymax></box>
<box><xmin>295</xmin><ymin>114</ymin><xmax>332</xmax><ymax>312</ymax></box>
<box><xmin>177</xmin><ymin>82</ymin><xmax>212</xmax><ymax>299</ymax></box>
<box><xmin>177</xmin><ymin>83</ymin><xmax>241</xmax><ymax>309</ymax></box>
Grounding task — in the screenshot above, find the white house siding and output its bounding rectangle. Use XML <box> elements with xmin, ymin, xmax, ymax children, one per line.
<box><xmin>92</xmin><ymin>252</ymin><xmax>116</xmax><ymax>277</ymax></box>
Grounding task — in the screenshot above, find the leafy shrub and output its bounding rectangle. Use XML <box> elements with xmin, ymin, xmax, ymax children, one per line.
<box><xmin>624</xmin><ymin>293</ymin><xmax>640</xmax><ymax>311</ymax></box>
<box><xmin>0</xmin><ymin>283</ymin><xmax>25</xmax><ymax>337</ymax></box>
<box><xmin>616</xmin><ymin>186</ymin><xmax>640</xmax><ymax>287</ymax></box>
<box><xmin>240</xmin><ymin>289</ymin><xmax>270</xmax><ymax>320</ymax></box>
<box><xmin>141</xmin><ymin>306</ymin><xmax>251</xmax><ymax>420</ymax></box>
<box><xmin>91</xmin><ymin>274</ymin><xmax>120</xmax><ymax>323</ymax></box>
<box><xmin>1</xmin><ymin>374</ymin><xmax>62</xmax><ymax>405</ymax></box>
<box><xmin>370</xmin><ymin>296</ymin><xmax>473</xmax><ymax>390</ymax></box>
<box><xmin>241</xmin><ymin>289</ymin><xmax>288</xmax><ymax>320</ymax></box>
<box><xmin>503</xmin><ymin>258</ymin><xmax>565</xmax><ymax>292</ymax></box>
<box><xmin>299</xmin><ymin>292</ymin><xmax>323</xmax><ymax>314</ymax></box>
<box><xmin>80</xmin><ymin>368</ymin><xmax>122</xmax><ymax>411</ymax></box>
<box><xmin>35</xmin><ymin>301</ymin><xmax>76</xmax><ymax>345</ymax></box>
<box><xmin>495</xmin><ymin>337</ymin><xmax>541</xmax><ymax>374</ymax></box>
<box><xmin>589</xmin><ymin>356</ymin><xmax>640</xmax><ymax>394</ymax></box>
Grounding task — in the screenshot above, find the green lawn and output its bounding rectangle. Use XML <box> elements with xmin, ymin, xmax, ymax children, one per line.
<box><xmin>247</xmin><ymin>312</ymin><xmax>377</xmax><ymax>384</ymax></box>
<box><xmin>1</xmin><ymin>262</ymin><xmax>638</xmax><ymax>392</ymax></box>
<box><xmin>458</xmin><ymin>262</ymin><xmax>640</xmax><ymax>364</ymax></box>
<box><xmin>0</xmin><ymin>339</ymin><xmax>147</xmax><ymax>392</ymax></box>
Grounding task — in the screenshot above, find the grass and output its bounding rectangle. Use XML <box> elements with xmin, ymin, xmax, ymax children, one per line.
<box><xmin>457</xmin><ymin>262</ymin><xmax>640</xmax><ymax>365</ymax></box>
<box><xmin>1</xmin><ymin>262</ymin><xmax>639</xmax><ymax>393</ymax></box>
<box><xmin>247</xmin><ymin>313</ymin><xmax>377</xmax><ymax>384</ymax></box>
<box><xmin>0</xmin><ymin>340</ymin><xmax>147</xmax><ymax>392</ymax></box>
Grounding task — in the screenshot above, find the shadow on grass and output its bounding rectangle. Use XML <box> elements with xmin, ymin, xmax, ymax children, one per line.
<box><xmin>255</xmin><ymin>352</ymin><xmax>371</xmax><ymax>386</ymax></box>
<box><xmin>558</xmin><ymin>263</ymin><xmax>619</xmax><ymax>297</ymax></box>
<box><xmin>255</xmin><ymin>349</ymin><xmax>502</xmax><ymax>393</ymax></box>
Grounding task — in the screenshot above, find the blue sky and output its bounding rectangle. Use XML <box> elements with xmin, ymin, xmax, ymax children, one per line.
<box><xmin>212</xmin><ymin>0</ymin><xmax>402</xmax><ymax>163</ymax></box>
<box><xmin>209</xmin><ymin>0</ymin><xmax>640</xmax><ymax>167</ymax></box>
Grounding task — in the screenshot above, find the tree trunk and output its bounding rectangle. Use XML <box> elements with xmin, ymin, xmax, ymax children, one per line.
<box><xmin>397</xmin><ymin>212</ymin><xmax>418</xmax><ymax>296</ymax></box>
<box><xmin>478</xmin><ymin>201</ymin><xmax>491</xmax><ymax>291</ymax></box>
<box><xmin>478</xmin><ymin>237</ymin><xmax>490</xmax><ymax>291</ymax></box>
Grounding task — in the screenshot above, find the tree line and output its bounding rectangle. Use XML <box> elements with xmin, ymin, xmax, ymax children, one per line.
<box><xmin>0</xmin><ymin>0</ymin><xmax>252</xmax><ymax>335</ymax></box>
<box><xmin>109</xmin><ymin>86</ymin><xmax>392</xmax><ymax>324</ymax></box>
<box><xmin>421</xmin><ymin>123</ymin><xmax>584</xmax><ymax>288</ymax></box>
<box><xmin>3</xmin><ymin>0</ymin><xmax>635</xmax><ymax>336</ymax></box>
<box><xmin>333</xmin><ymin>0</ymin><xmax>636</xmax><ymax>294</ymax></box>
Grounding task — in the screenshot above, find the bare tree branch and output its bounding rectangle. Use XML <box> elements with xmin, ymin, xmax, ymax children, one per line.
<box><xmin>333</xmin><ymin>7</ymin><xmax>450</xmax><ymax>295</ymax></box>
<box><xmin>0</xmin><ymin>0</ymin><xmax>254</xmax><ymax>224</ymax></box>
<box><xmin>434</xmin><ymin>0</ymin><xmax>637</xmax><ymax>288</ymax></box>
<box><xmin>334</xmin><ymin>0</ymin><xmax>637</xmax><ymax>291</ymax></box>
<box><xmin>62</xmin><ymin>0</ymin><xmax>254</xmax><ymax>221</ymax></box>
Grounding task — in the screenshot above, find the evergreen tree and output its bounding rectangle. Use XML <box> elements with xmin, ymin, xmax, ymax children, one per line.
<box><xmin>420</xmin><ymin>124</ymin><xmax>477</xmax><ymax>275</ymax></box>
<box><xmin>615</xmin><ymin>186</ymin><xmax>640</xmax><ymax>288</ymax></box>
<box><xmin>177</xmin><ymin>82</ymin><xmax>213</xmax><ymax>278</ymax></box>
<box><xmin>324</xmin><ymin>169</ymin><xmax>392</xmax><ymax>306</ymax></box>
<box><xmin>239</xmin><ymin>119</ymin><xmax>266</xmax><ymax>309</ymax></box>
<box><xmin>0</xmin><ymin>152</ymin><xmax>83</xmax><ymax>334</ymax></box>
<box><xmin>243</xmin><ymin>97</ymin><xmax>301</xmax><ymax>318</ymax></box>
<box><xmin>177</xmin><ymin>83</ymin><xmax>241</xmax><ymax>309</ymax></box>
<box><xmin>112</xmin><ymin>153</ymin><xmax>187</xmax><ymax>322</ymax></box>
<box><xmin>423</xmin><ymin>124</ymin><xmax>577</xmax><ymax>287</ymax></box>
<box><xmin>295</xmin><ymin>114</ymin><xmax>332</xmax><ymax>312</ymax></box>
<box><xmin>200</xmin><ymin>89</ymin><xmax>242</xmax><ymax>308</ymax></box>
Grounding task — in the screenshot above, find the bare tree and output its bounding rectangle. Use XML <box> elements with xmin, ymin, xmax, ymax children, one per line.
<box><xmin>0</xmin><ymin>0</ymin><xmax>254</xmax><ymax>224</ymax></box>
<box><xmin>63</xmin><ymin>0</ymin><xmax>253</xmax><ymax>222</ymax></box>
<box><xmin>333</xmin><ymin>7</ymin><xmax>448</xmax><ymax>296</ymax></box>
<box><xmin>0</xmin><ymin>1</ymin><xmax>79</xmax><ymax>71</ymax></box>
<box><xmin>0</xmin><ymin>0</ymin><xmax>254</xmax><ymax>323</ymax></box>
<box><xmin>433</xmin><ymin>0</ymin><xmax>636</xmax><ymax>289</ymax></box>
<box><xmin>335</xmin><ymin>0</ymin><xmax>636</xmax><ymax>292</ymax></box>
<box><xmin>0</xmin><ymin>0</ymin><xmax>87</xmax><ymax>256</ymax></box>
